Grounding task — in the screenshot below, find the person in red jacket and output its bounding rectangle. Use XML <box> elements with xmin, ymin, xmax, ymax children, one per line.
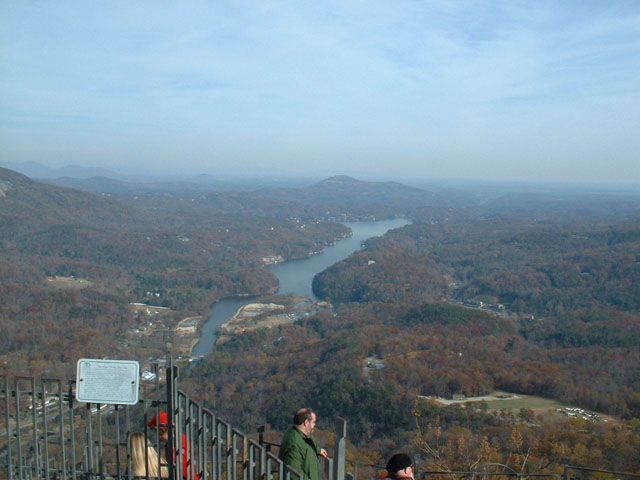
<box><xmin>148</xmin><ymin>412</ymin><xmax>199</xmax><ymax>480</ymax></box>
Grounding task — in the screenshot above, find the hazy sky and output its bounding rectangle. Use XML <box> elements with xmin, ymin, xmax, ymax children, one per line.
<box><xmin>1</xmin><ymin>1</ymin><xmax>639</xmax><ymax>183</ymax></box>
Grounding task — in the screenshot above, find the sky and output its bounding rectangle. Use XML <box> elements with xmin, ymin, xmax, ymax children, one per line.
<box><xmin>1</xmin><ymin>1</ymin><xmax>639</xmax><ymax>184</ymax></box>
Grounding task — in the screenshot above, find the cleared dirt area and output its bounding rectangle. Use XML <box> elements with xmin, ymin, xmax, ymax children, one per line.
<box><xmin>46</xmin><ymin>276</ymin><xmax>93</xmax><ymax>289</ymax></box>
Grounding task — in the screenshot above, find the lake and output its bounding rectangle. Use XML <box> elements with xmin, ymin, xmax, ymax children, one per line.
<box><xmin>191</xmin><ymin>217</ymin><xmax>410</xmax><ymax>357</ymax></box>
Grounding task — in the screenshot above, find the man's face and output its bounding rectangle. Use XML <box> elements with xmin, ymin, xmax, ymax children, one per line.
<box><xmin>399</xmin><ymin>466</ymin><xmax>414</xmax><ymax>480</ymax></box>
<box><xmin>159</xmin><ymin>426</ymin><xmax>169</xmax><ymax>442</ymax></box>
<box><xmin>303</xmin><ymin>413</ymin><xmax>317</xmax><ymax>435</ymax></box>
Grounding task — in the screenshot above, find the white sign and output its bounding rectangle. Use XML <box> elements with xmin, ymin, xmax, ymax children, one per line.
<box><xmin>76</xmin><ymin>359</ymin><xmax>140</xmax><ymax>405</ymax></box>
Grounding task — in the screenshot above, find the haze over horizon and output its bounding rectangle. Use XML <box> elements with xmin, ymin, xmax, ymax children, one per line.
<box><xmin>1</xmin><ymin>1</ymin><xmax>639</xmax><ymax>185</ymax></box>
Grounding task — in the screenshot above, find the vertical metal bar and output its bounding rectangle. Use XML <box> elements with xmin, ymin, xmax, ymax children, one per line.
<box><xmin>41</xmin><ymin>381</ymin><xmax>50</xmax><ymax>480</ymax></box>
<box><xmin>29</xmin><ymin>377</ymin><xmax>40</xmax><ymax>479</ymax></box>
<box><xmin>247</xmin><ymin>440</ymin><xmax>253</xmax><ymax>480</ymax></box>
<box><xmin>97</xmin><ymin>403</ymin><xmax>105</xmax><ymax>479</ymax></box>
<box><xmin>326</xmin><ymin>458</ymin><xmax>334</xmax><ymax>480</ymax></box>
<box><xmin>189</xmin><ymin>400</ymin><xmax>199</xmax><ymax>480</ymax></box>
<box><xmin>198</xmin><ymin>405</ymin><xmax>205</xmax><ymax>480</ymax></box>
<box><xmin>144</xmin><ymin>407</ymin><xmax>151</xmax><ymax>480</ymax></box>
<box><xmin>259</xmin><ymin>441</ymin><xmax>266</xmax><ymax>480</ymax></box>
<box><xmin>186</xmin><ymin>399</ymin><xmax>192</xmax><ymax>480</ymax></box>
<box><xmin>231</xmin><ymin>432</ymin><xmax>238</xmax><ymax>480</ymax></box>
<box><xmin>127</xmin><ymin>406</ymin><xmax>132</xmax><ymax>480</ymax></box>
<box><xmin>55</xmin><ymin>380</ymin><xmax>67</xmax><ymax>480</ymax></box>
<box><xmin>276</xmin><ymin>453</ymin><xmax>284</xmax><ymax>480</ymax></box>
<box><xmin>333</xmin><ymin>417</ymin><xmax>347</xmax><ymax>480</ymax></box>
<box><xmin>242</xmin><ymin>434</ymin><xmax>248</xmax><ymax>480</ymax></box>
<box><xmin>187</xmin><ymin>398</ymin><xmax>193</xmax><ymax>480</ymax></box>
<box><xmin>15</xmin><ymin>377</ymin><xmax>23</xmax><ymax>480</ymax></box>
<box><xmin>115</xmin><ymin>405</ymin><xmax>121</xmax><ymax>479</ymax></box>
<box><xmin>69</xmin><ymin>380</ymin><xmax>77</xmax><ymax>480</ymax></box>
<box><xmin>3</xmin><ymin>375</ymin><xmax>12</xmax><ymax>480</ymax></box>
<box><xmin>87</xmin><ymin>403</ymin><xmax>94</xmax><ymax>474</ymax></box>
<box><xmin>185</xmin><ymin>396</ymin><xmax>193</xmax><ymax>480</ymax></box>
<box><xmin>226</xmin><ymin>424</ymin><xmax>232</xmax><ymax>480</ymax></box>
<box><xmin>166</xmin><ymin>366</ymin><xmax>175</xmax><ymax>480</ymax></box>
<box><xmin>144</xmin><ymin>430</ymin><xmax>150</xmax><ymax>480</ymax></box>
<box><xmin>215</xmin><ymin>418</ymin><xmax>222</xmax><ymax>480</ymax></box>
<box><xmin>23</xmin><ymin>378</ymin><xmax>37</xmax><ymax>479</ymax></box>
<box><xmin>176</xmin><ymin>392</ymin><xmax>184</xmax><ymax>480</ymax></box>
<box><xmin>265</xmin><ymin>452</ymin><xmax>275</xmax><ymax>480</ymax></box>
<box><xmin>203</xmin><ymin>411</ymin><xmax>211</xmax><ymax>480</ymax></box>
<box><xmin>248</xmin><ymin>439</ymin><xmax>255</xmax><ymax>480</ymax></box>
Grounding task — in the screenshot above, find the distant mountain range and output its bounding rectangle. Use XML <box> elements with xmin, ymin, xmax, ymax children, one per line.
<box><xmin>0</xmin><ymin>161</ymin><xmax>121</xmax><ymax>180</ymax></box>
<box><xmin>0</xmin><ymin>167</ymin><xmax>432</xmax><ymax>236</ymax></box>
<box><xmin>260</xmin><ymin>175</ymin><xmax>434</xmax><ymax>208</ymax></box>
<box><xmin>0</xmin><ymin>167</ymin><xmax>150</xmax><ymax>239</ymax></box>
<box><xmin>0</xmin><ymin>161</ymin><xmax>319</xmax><ymax>193</ymax></box>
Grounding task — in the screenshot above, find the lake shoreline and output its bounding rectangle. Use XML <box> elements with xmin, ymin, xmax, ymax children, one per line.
<box><xmin>191</xmin><ymin>218</ymin><xmax>410</xmax><ymax>358</ymax></box>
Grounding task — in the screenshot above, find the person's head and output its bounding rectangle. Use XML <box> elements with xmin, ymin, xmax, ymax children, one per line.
<box><xmin>130</xmin><ymin>432</ymin><xmax>167</xmax><ymax>478</ymax></box>
<box><xmin>386</xmin><ymin>453</ymin><xmax>413</xmax><ymax>480</ymax></box>
<box><xmin>147</xmin><ymin>412</ymin><xmax>169</xmax><ymax>443</ymax></box>
<box><xmin>293</xmin><ymin>408</ymin><xmax>317</xmax><ymax>436</ymax></box>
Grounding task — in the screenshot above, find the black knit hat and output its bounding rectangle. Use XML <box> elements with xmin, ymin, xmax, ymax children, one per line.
<box><xmin>386</xmin><ymin>453</ymin><xmax>412</xmax><ymax>473</ymax></box>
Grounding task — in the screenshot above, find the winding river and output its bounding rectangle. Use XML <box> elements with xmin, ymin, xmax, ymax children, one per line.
<box><xmin>191</xmin><ymin>217</ymin><xmax>410</xmax><ymax>357</ymax></box>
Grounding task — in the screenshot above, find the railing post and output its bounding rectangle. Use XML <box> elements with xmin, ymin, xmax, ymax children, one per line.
<box><xmin>14</xmin><ymin>377</ymin><xmax>22</xmax><ymax>479</ymax></box>
<box><xmin>86</xmin><ymin>403</ymin><xmax>94</xmax><ymax>474</ymax></box>
<box><xmin>333</xmin><ymin>417</ymin><xmax>346</xmax><ymax>480</ymax></box>
<box><xmin>41</xmin><ymin>381</ymin><xmax>50</xmax><ymax>480</ymax></box>
<box><xmin>176</xmin><ymin>392</ymin><xmax>184</xmax><ymax>480</ymax></box>
<box><xmin>55</xmin><ymin>380</ymin><xmax>67</xmax><ymax>480</ymax></box>
<box><xmin>324</xmin><ymin>457</ymin><xmax>334</xmax><ymax>480</ymax></box>
<box><xmin>242</xmin><ymin>435</ymin><xmax>249</xmax><ymax>480</ymax></box>
<box><xmin>97</xmin><ymin>402</ymin><xmax>105</xmax><ymax>480</ymax></box>
<box><xmin>166</xmin><ymin>365</ymin><xmax>178</xmax><ymax>480</ymax></box>
<box><xmin>216</xmin><ymin>418</ymin><xmax>223</xmax><ymax>480</ymax></box>
<box><xmin>3</xmin><ymin>375</ymin><xmax>12</xmax><ymax>480</ymax></box>
<box><xmin>259</xmin><ymin>442</ymin><xmax>267</xmax><ymax>480</ymax></box>
<box><xmin>226</xmin><ymin>423</ymin><xmax>232</xmax><ymax>480</ymax></box>
<box><xmin>231</xmin><ymin>429</ymin><xmax>238</xmax><ymax>480</ymax></box>
<box><xmin>258</xmin><ymin>425</ymin><xmax>267</xmax><ymax>451</ymax></box>
<box><xmin>69</xmin><ymin>380</ymin><xmax>77</xmax><ymax>480</ymax></box>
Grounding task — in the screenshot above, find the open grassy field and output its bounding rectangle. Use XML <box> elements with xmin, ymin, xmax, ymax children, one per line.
<box><xmin>46</xmin><ymin>276</ymin><xmax>93</xmax><ymax>289</ymax></box>
<box><xmin>483</xmin><ymin>394</ymin><xmax>566</xmax><ymax>414</ymax></box>
<box><xmin>425</xmin><ymin>391</ymin><xmax>610</xmax><ymax>421</ymax></box>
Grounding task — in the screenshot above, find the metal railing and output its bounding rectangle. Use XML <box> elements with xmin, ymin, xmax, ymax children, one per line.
<box><xmin>414</xmin><ymin>464</ymin><xmax>561</xmax><ymax>480</ymax></box>
<box><xmin>0</xmin><ymin>366</ymin><xmax>308</xmax><ymax>480</ymax></box>
<box><xmin>563</xmin><ymin>465</ymin><xmax>640</xmax><ymax>480</ymax></box>
<box><xmin>3</xmin><ymin>368</ymin><xmax>639</xmax><ymax>480</ymax></box>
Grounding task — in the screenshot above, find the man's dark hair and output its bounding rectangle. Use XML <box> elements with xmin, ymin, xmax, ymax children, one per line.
<box><xmin>293</xmin><ymin>408</ymin><xmax>314</xmax><ymax>426</ymax></box>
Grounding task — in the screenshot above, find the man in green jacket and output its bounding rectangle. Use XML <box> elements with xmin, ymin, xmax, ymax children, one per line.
<box><xmin>279</xmin><ymin>408</ymin><xmax>328</xmax><ymax>480</ymax></box>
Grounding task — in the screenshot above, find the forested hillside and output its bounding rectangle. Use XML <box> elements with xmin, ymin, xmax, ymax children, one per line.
<box><xmin>185</xmin><ymin>300</ymin><xmax>640</xmax><ymax>470</ymax></box>
<box><xmin>0</xmin><ymin>168</ymin><xmax>349</xmax><ymax>375</ymax></box>
<box><xmin>313</xmin><ymin>214</ymin><xmax>640</xmax><ymax>314</ymax></box>
<box><xmin>184</xmin><ymin>190</ymin><xmax>640</xmax><ymax>472</ymax></box>
<box><xmin>3</xmin><ymin>166</ymin><xmax>639</xmax><ymax>471</ymax></box>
